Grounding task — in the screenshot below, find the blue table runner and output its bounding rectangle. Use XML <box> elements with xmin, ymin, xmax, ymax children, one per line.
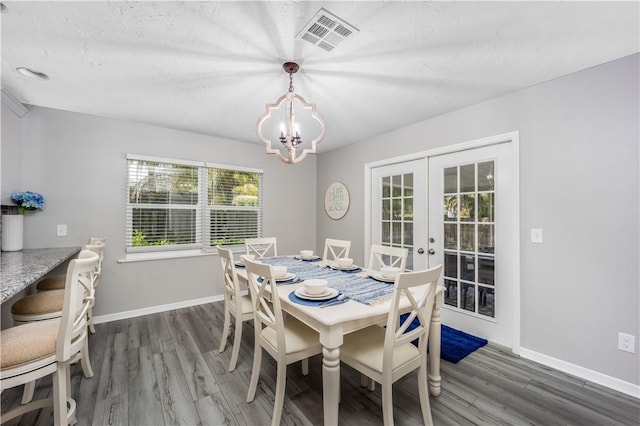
<box><xmin>261</xmin><ymin>257</ymin><xmax>394</xmax><ymax>305</ymax></box>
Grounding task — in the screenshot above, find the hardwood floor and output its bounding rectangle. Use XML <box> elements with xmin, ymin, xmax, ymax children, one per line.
<box><xmin>2</xmin><ymin>301</ymin><xmax>639</xmax><ymax>425</ymax></box>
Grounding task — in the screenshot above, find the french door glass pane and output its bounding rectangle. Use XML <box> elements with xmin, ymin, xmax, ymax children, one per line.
<box><xmin>478</xmin><ymin>256</ymin><xmax>495</xmax><ymax>285</ymax></box>
<box><xmin>382</xmin><ymin>222</ymin><xmax>390</xmax><ymax>244</ymax></box>
<box><xmin>460</xmin><ymin>164</ymin><xmax>475</xmax><ymax>192</ymax></box>
<box><xmin>460</xmin><ymin>224</ymin><xmax>475</xmax><ymax>252</ymax></box>
<box><xmin>392</xmin><ymin>222</ymin><xmax>402</xmax><ymax>244</ymax></box>
<box><xmin>461</xmin><ymin>282</ymin><xmax>476</xmax><ymax>312</ymax></box>
<box><xmin>478</xmin><ymin>161</ymin><xmax>495</xmax><ymax>191</ymax></box>
<box><xmin>478</xmin><ymin>224</ymin><xmax>494</xmax><ymax>253</ymax></box>
<box><xmin>392</xmin><ymin>175</ymin><xmax>402</xmax><ymax>197</ymax></box>
<box><xmin>444</xmin><ymin>252</ymin><xmax>458</xmax><ymax>278</ymax></box>
<box><xmin>460</xmin><ymin>194</ymin><xmax>475</xmax><ymax>221</ymax></box>
<box><xmin>478</xmin><ymin>286</ymin><xmax>495</xmax><ymax>317</ymax></box>
<box><xmin>404</xmin><ymin>222</ymin><xmax>413</xmax><ymax>245</ymax></box>
<box><xmin>382</xmin><ymin>199</ymin><xmax>390</xmax><ymax>220</ymax></box>
<box><xmin>404</xmin><ymin>173</ymin><xmax>413</xmax><ymax>196</ymax></box>
<box><xmin>445</xmin><ymin>279</ymin><xmax>458</xmax><ymax>307</ymax></box>
<box><xmin>461</xmin><ymin>254</ymin><xmax>475</xmax><ymax>281</ymax></box>
<box><xmin>444</xmin><ymin>224</ymin><xmax>457</xmax><ymax>250</ymax></box>
<box><xmin>382</xmin><ymin>176</ymin><xmax>391</xmax><ymax>197</ymax></box>
<box><xmin>444</xmin><ymin>167</ymin><xmax>457</xmax><ymax>193</ymax></box>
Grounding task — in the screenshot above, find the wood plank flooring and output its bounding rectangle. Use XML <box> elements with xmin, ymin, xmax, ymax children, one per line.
<box><xmin>2</xmin><ymin>301</ymin><xmax>639</xmax><ymax>425</ymax></box>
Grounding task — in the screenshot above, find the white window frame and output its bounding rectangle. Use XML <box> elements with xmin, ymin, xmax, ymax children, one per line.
<box><xmin>124</xmin><ymin>154</ymin><xmax>263</xmax><ymax>262</ymax></box>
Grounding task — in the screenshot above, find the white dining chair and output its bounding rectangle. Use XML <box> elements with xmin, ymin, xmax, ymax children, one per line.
<box><xmin>244</xmin><ymin>237</ymin><xmax>277</xmax><ymax>258</ymax></box>
<box><xmin>217</xmin><ymin>247</ymin><xmax>253</xmax><ymax>372</ymax></box>
<box><xmin>0</xmin><ymin>251</ymin><xmax>100</xmax><ymax>425</ymax></box>
<box><xmin>339</xmin><ymin>265</ymin><xmax>443</xmax><ymax>426</ymax></box>
<box><xmin>322</xmin><ymin>238</ymin><xmax>352</xmax><ymax>261</ymax></box>
<box><xmin>368</xmin><ymin>244</ymin><xmax>408</xmax><ymax>272</ymax></box>
<box><xmin>243</xmin><ymin>258</ymin><xmax>322</xmax><ymax>426</ymax></box>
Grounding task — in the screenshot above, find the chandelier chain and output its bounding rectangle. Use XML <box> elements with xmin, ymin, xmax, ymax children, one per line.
<box><xmin>288</xmin><ymin>71</ymin><xmax>295</xmax><ymax>93</ymax></box>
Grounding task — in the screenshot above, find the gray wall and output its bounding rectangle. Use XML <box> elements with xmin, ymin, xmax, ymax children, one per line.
<box><xmin>317</xmin><ymin>54</ymin><xmax>639</xmax><ymax>386</ymax></box>
<box><xmin>2</xmin><ymin>106</ymin><xmax>316</xmax><ymax>316</ymax></box>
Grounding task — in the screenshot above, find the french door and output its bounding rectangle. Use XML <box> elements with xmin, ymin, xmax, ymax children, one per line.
<box><xmin>370</xmin><ymin>137</ymin><xmax>518</xmax><ymax>348</ymax></box>
<box><xmin>428</xmin><ymin>142</ymin><xmax>517</xmax><ymax>347</ymax></box>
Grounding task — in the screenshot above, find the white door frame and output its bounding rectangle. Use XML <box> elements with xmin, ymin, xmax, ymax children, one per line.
<box><xmin>364</xmin><ymin>131</ymin><xmax>521</xmax><ymax>353</ymax></box>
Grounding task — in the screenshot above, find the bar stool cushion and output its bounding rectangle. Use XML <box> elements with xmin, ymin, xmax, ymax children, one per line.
<box><xmin>0</xmin><ymin>319</ymin><xmax>59</xmax><ymax>369</ymax></box>
<box><xmin>11</xmin><ymin>291</ymin><xmax>64</xmax><ymax>316</ymax></box>
<box><xmin>36</xmin><ymin>275</ymin><xmax>66</xmax><ymax>292</ymax></box>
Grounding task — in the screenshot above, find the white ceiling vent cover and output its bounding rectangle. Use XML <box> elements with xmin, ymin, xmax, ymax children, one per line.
<box><xmin>296</xmin><ymin>8</ymin><xmax>359</xmax><ymax>52</ymax></box>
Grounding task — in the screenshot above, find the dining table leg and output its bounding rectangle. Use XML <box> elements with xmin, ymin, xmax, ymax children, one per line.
<box><xmin>322</xmin><ymin>345</ymin><xmax>341</xmax><ymax>425</ymax></box>
<box><xmin>428</xmin><ymin>289</ymin><xmax>444</xmax><ymax>396</ymax></box>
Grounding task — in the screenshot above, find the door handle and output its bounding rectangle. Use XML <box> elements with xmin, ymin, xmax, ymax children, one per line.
<box><xmin>417</xmin><ymin>248</ymin><xmax>424</xmax><ymax>254</ymax></box>
<box><xmin>428</xmin><ymin>248</ymin><xmax>436</xmax><ymax>255</ymax></box>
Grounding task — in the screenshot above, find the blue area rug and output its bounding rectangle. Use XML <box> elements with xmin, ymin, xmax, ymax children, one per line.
<box><xmin>400</xmin><ymin>313</ymin><xmax>488</xmax><ymax>363</ymax></box>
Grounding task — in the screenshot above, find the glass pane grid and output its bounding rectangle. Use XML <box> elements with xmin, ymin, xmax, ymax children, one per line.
<box><xmin>442</xmin><ymin>161</ymin><xmax>495</xmax><ymax>318</ymax></box>
<box><xmin>379</xmin><ymin>173</ymin><xmax>414</xmax><ymax>270</ymax></box>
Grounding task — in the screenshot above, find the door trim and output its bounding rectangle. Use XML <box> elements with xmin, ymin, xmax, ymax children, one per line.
<box><xmin>364</xmin><ymin>131</ymin><xmax>521</xmax><ymax>353</ymax></box>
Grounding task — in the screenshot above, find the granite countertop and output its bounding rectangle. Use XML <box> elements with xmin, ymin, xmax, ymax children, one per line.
<box><xmin>1</xmin><ymin>247</ymin><xmax>81</xmax><ymax>303</ymax></box>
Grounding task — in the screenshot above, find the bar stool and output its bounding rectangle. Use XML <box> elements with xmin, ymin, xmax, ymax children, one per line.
<box><xmin>10</xmin><ymin>248</ymin><xmax>102</xmax><ymax>402</ymax></box>
<box><xmin>1</xmin><ymin>251</ymin><xmax>100</xmax><ymax>425</ymax></box>
<box><xmin>35</xmin><ymin>240</ymin><xmax>105</xmax><ymax>333</ymax></box>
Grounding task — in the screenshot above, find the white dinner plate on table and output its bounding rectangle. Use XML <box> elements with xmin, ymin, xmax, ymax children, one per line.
<box><xmin>294</xmin><ymin>287</ymin><xmax>339</xmax><ymax>301</ymax></box>
<box><xmin>368</xmin><ymin>272</ymin><xmax>396</xmax><ymax>283</ymax></box>
<box><xmin>330</xmin><ymin>264</ymin><xmax>360</xmax><ymax>271</ymax></box>
<box><xmin>275</xmin><ymin>273</ymin><xmax>297</xmax><ymax>282</ymax></box>
<box><xmin>294</xmin><ymin>255</ymin><xmax>321</xmax><ymax>261</ymax></box>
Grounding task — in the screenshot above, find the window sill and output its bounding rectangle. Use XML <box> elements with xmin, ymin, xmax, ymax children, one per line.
<box><xmin>117</xmin><ymin>249</ymin><xmax>217</xmax><ymax>263</ymax></box>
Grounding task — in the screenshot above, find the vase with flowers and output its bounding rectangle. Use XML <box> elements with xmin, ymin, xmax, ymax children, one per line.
<box><xmin>2</xmin><ymin>191</ymin><xmax>45</xmax><ymax>251</ymax></box>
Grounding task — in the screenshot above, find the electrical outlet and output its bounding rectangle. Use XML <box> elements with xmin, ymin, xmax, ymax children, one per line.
<box><xmin>56</xmin><ymin>224</ymin><xmax>67</xmax><ymax>237</ymax></box>
<box><xmin>618</xmin><ymin>333</ymin><xmax>635</xmax><ymax>353</ymax></box>
<box><xmin>531</xmin><ymin>228</ymin><xmax>543</xmax><ymax>243</ymax></box>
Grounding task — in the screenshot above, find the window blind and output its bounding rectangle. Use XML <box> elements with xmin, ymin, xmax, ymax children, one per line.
<box><xmin>126</xmin><ymin>156</ymin><xmax>262</xmax><ymax>253</ymax></box>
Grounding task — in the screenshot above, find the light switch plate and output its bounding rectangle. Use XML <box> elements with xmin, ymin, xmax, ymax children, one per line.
<box><xmin>531</xmin><ymin>228</ymin><xmax>543</xmax><ymax>243</ymax></box>
<box><xmin>56</xmin><ymin>224</ymin><xmax>67</xmax><ymax>237</ymax></box>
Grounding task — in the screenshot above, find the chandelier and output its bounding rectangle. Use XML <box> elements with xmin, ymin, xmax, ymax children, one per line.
<box><xmin>256</xmin><ymin>62</ymin><xmax>326</xmax><ymax>164</ymax></box>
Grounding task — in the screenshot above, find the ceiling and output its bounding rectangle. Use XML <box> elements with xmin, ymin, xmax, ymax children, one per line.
<box><xmin>1</xmin><ymin>1</ymin><xmax>638</xmax><ymax>153</ymax></box>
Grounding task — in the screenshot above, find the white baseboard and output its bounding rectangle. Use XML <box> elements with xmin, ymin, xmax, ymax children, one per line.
<box><xmin>519</xmin><ymin>347</ymin><xmax>640</xmax><ymax>399</ymax></box>
<box><xmin>92</xmin><ymin>294</ymin><xmax>224</xmax><ymax>324</ymax></box>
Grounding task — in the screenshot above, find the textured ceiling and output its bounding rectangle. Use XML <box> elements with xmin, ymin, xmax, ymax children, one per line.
<box><xmin>1</xmin><ymin>1</ymin><xmax>638</xmax><ymax>153</ymax></box>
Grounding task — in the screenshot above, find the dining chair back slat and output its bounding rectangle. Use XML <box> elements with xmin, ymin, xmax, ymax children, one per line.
<box><xmin>368</xmin><ymin>244</ymin><xmax>408</xmax><ymax>272</ymax></box>
<box><xmin>245</xmin><ymin>237</ymin><xmax>277</xmax><ymax>258</ymax></box>
<box><xmin>323</xmin><ymin>238</ymin><xmax>352</xmax><ymax>261</ymax></box>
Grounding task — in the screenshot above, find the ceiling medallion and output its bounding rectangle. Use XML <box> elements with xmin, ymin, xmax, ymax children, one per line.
<box><xmin>256</xmin><ymin>62</ymin><xmax>326</xmax><ymax>164</ymax></box>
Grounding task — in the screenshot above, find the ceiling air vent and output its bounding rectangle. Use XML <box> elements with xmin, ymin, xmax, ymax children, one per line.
<box><xmin>296</xmin><ymin>8</ymin><xmax>359</xmax><ymax>52</ymax></box>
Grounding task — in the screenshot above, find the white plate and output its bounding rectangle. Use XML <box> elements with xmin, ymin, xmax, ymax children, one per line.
<box><xmin>295</xmin><ymin>255</ymin><xmax>321</xmax><ymax>261</ymax></box>
<box><xmin>234</xmin><ymin>260</ymin><xmax>245</xmax><ymax>267</ymax></box>
<box><xmin>295</xmin><ymin>287</ymin><xmax>339</xmax><ymax>301</ymax></box>
<box><xmin>368</xmin><ymin>272</ymin><xmax>396</xmax><ymax>283</ymax></box>
<box><xmin>275</xmin><ymin>272</ymin><xmax>297</xmax><ymax>282</ymax></box>
<box><xmin>330</xmin><ymin>264</ymin><xmax>359</xmax><ymax>271</ymax></box>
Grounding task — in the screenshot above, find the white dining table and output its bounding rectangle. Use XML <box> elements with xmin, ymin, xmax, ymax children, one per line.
<box><xmin>236</xmin><ymin>258</ymin><xmax>444</xmax><ymax>426</ymax></box>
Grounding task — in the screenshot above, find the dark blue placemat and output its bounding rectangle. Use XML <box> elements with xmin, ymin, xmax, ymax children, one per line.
<box><xmin>288</xmin><ymin>290</ymin><xmax>344</xmax><ymax>307</ymax></box>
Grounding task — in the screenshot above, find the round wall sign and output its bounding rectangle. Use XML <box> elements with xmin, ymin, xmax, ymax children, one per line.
<box><xmin>324</xmin><ymin>182</ymin><xmax>350</xmax><ymax>220</ymax></box>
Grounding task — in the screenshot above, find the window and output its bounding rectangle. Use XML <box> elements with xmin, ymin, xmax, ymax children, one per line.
<box><xmin>126</xmin><ymin>155</ymin><xmax>262</xmax><ymax>254</ymax></box>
